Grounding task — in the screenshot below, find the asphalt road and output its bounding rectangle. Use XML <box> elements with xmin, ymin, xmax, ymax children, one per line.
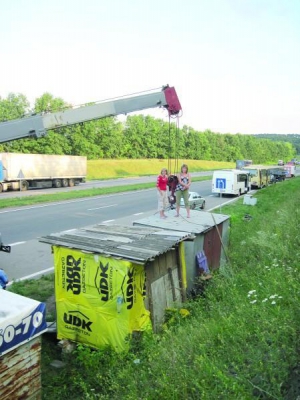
<box><xmin>2</xmin><ymin>178</ymin><xmax>240</xmax><ymax>284</ymax></box>
<box><xmin>2</xmin><ymin>171</ymin><xmax>298</xmax><ymax>284</ymax></box>
<box><xmin>0</xmin><ymin>171</ymin><xmax>212</xmax><ymax>199</ymax></box>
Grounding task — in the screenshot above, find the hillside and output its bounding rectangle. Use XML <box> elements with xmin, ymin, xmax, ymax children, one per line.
<box><xmin>254</xmin><ymin>133</ymin><xmax>300</xmax><ymax>155</ymax></box>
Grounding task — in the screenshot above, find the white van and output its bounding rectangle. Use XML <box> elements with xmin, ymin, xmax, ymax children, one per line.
<box><xmin>212</xmin><ymin>169</ymin><xmax>251</xmax><ymax>196</ymax></box>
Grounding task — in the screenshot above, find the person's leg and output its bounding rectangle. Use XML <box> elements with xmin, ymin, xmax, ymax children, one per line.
<box><xmin>175</xmin><ymin>191</ymin><xmax>181</xmax><ymax>216</ymax></box>
<box><xmin>158</xmin><ymin>191</ymin><xmax>164</xmax><ymax>217</ymax></box>
<box><xmin>183</xmin><ymin>190</ymin><xmax>190</xmax><ymax>217</ymax></box>
<box><xmin>162</xmin><ymin>191</ymin><xmax>168</xmax><ymax>217</ymax></box>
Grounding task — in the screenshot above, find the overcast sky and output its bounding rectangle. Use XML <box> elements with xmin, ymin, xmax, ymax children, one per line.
<box><xmin>1</xmin><ymin>0</ymin><xmax>300</xmax><ymax>134</ymax></box>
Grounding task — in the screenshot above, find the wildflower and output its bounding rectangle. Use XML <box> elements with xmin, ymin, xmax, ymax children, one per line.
<box><xmin>278</xmin><ymin>296</ymin><xmax>283</xmax><ymax>299</ymax></box>
<box><xmin>271</xmin><ymin>301</ymin><xmax>276</xmax><ymax>305</ymax></box>
<box><xmin>248</xmin><ymin>290</ymin><xmax>256</xmax><ymax>295</ymax></box>
<box><xmin>262</xmin><ymin>298</ymin><xmax>268</xmax><ymax>303</ymax></box>
<box><xmin>250</xmin><ymin>300</ymin><xmax>257</xmax><ymax>304</ymax></box>
<box><xmin>269</xmin><ymin>295</ymin><xmax>278</xmax><ymax>299</ymax></box>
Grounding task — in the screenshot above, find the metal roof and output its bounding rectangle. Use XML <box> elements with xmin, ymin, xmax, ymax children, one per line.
<box><xmin>133</xmin><ymin>209</ymin><xmax>230</xmax><ymax>234</ymax></box>
<box><xmin>39</xmin><ymin>224</ymin><xmax>192</xmax><ymax>263</ymax></box>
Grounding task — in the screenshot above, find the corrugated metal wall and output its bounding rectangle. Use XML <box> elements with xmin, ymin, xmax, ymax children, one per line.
<box><xmin>0</xmin><ymin>336</ymin><xmax>42</xmax><ymax>400</ymax></box>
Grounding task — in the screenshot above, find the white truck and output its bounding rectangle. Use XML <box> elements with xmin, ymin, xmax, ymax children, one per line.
<box><xmin>212</xmin><ymin>169</ymin><xmax>251</xmax><ymax>196</ymax></box>
<box><xmin>0</xmin><ymin>153</ymin><xmax>86</xmax><ymax>192</ymax></box>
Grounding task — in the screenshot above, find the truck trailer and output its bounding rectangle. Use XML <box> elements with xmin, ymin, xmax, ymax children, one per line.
<box><xmin>0</xmin><ymin>153</ymin><xmax>87</xmax><ymax>192</ymax></box>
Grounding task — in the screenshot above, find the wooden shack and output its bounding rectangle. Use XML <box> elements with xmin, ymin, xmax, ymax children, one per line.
<box><xmin>133</xmin><ymin>209</ymin><xmax>230</xmax><ymax>295</ymax></box>
<box><xmin>0</xmin><ymin>291</ymin><xmax>47</xmax><ymax>400</ymax></box>
<box><xmin>40</xmin><ymin>225</ymin><xmax>192</xmax><ymax>347</ymax></box>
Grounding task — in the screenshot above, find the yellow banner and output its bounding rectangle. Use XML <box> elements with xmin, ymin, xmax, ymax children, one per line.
<box><xmin>54</xmin><ymin>246</ymin><xmax>151</xmax><ymax>351</ymax></box>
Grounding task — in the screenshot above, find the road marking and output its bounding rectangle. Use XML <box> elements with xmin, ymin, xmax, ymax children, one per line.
<box><xmin>7</xmin><ymin>267</ymin><xmax>55</xmax><ymax>286</ymax></box>
<box><xmin>8</xmin><ymin>241</ymin><xmax>26</xmax><ymax>246</ymax></box>
<box><xmin>88</xmin><ymin>204</ymin><xmax>117</xmax><ymax>211</ymax></box>
<box><xmin>102</xmin><ymin>219</ymin><xmax>115</xmax><ymax>223</ymax></box>
<box><xmin>0</xmin><ymin>189</ymin><xmax>153</xmax><ymax>214</ymax></box>
<box><xmin>133</xmin><ymin>212</ymin><xmax>144</xmax><ymax>216</ymax></box>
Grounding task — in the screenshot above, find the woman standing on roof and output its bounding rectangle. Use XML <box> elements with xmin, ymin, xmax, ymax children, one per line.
<box><xmin>156</xmin><ymin>168</ymin><xmax>169</xmax><ymax>219</ymax></box>
<box><xmin>175</xmin><ymin>164</ymin><xmax>191</xmax><ymax>218</ymax></box>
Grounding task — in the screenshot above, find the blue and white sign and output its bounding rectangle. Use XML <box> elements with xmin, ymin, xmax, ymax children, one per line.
<box><xmin>215</xmin><ymin>178</ymin><xmax>226</xmax><ymax>189</ymax></box>
<box><xmin>0</xmin><ymin>291</ymin><xmax>47</xmax><ymax>355</ymax></box>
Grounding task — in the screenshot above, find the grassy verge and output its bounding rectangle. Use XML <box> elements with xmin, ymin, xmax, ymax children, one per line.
<box><xmin>87</xmin><ymin>158</ymin><xmax>234</xmax><ymax>180</ymax></box>
<box><xmin>9</xmin><ymin>178</ymin><xmax>300</xmax><ymax>399</ymax></box>
<box><xmin>0</xmin><ymin>176</ymin><xmax>211</xmax><ymax>209</ymax></box>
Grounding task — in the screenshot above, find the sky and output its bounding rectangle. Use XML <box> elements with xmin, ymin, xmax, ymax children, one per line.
<box><xmin>1</xmin><ymin>0</ymin><xmax>300</xmax><ymax>134</ymax></box>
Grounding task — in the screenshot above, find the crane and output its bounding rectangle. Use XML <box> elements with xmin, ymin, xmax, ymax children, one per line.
<box><xmin>0</xmin><ymin>85</ymin><xmax>181</xmax><ymax>143</ymax></box>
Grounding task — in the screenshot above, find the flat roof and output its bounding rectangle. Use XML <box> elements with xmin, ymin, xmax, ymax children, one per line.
<box><xmin>133</xmin><ymin>209</ymin><xmax>229</xmax><ymax>234</ymax></box>
<box><xmin>40</xmin><ymin>224</ymin><xmax>192</xmax><ymax>263</ymax></box>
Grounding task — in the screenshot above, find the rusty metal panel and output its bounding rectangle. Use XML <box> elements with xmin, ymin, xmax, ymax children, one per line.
<box><xmin>0</xmin><ymin>336</ymin><xmax>42</xmax><ymax>400</ymax></box>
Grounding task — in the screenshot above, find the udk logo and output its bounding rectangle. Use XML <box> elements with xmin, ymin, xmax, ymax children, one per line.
<box><xmin>63</xmin><ymin>310</ymin><xmax>93</xmax><ymax>332</ymax></box>
<box><xmin>95</xmin><ymin>262</ymin><xmax>109</xmax><ymax>301</ymax></box>
<box><xmin>121</xmin><ymin>268</ymin><xmax>134</xmax><ymax>310</ymax></box>
<box><xmin>66</xmin><ymin>255</ymin><xmax>82</xmax><ymax>295</ymax></box>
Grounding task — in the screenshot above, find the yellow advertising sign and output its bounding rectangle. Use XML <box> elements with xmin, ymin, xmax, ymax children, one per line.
<box><xmin>53</xmin><ymin>246</ymin><xmax>151</xmax><ymax>352</ymax></box>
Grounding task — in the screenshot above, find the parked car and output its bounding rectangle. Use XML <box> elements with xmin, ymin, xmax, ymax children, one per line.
<box><xmin>180</xmin><ymin>191</ymin><xmax>205</xmax><ymax>210</ymax></box>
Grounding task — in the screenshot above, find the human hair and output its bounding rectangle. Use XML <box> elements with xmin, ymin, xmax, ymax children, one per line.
<box><xmin>181</xmin><ymin>164</ymin><xmax>188</xmax><ymax>173</ymax></box>
<box><xmin>161</xmin><ymin>168</ymin><xmax>168</xmax><ymax>174</ymax></box>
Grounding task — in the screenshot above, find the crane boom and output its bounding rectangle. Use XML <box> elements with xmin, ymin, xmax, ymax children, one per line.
<box><xmin>0</xmin><ymin>86</ymin><xmax>181</xmax><ymax>143</ymax></box>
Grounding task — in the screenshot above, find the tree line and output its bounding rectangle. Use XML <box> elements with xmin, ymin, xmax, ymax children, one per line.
<box><xmin>0</xmin><ymin>93</ymin><xmax>295</xmax><ymax>163</ymax></box>
<box><xmin>254</xmin><ymin>133</ymin><xmax>300</xmax><ymax>156</ymax></box>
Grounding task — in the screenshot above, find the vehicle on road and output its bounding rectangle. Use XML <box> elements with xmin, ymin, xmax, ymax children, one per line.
<box><xmin>0</xmin><ymin>153</ymin><xmax>86</xmax><ymax>192</ymax></box>
<box><xmin>180</xmin><ymin>191</ymin><xmax>205</xmax><ymax>210</ymax></box>
<box><xmin>212</xmin><ymin>169</ymin><xmax>250</xmax><ymax>196</ymax></box>
<box><xmin>241</xmin><ymin>165</ymin><xmax>270</xmax><ymax>189</ymax></box>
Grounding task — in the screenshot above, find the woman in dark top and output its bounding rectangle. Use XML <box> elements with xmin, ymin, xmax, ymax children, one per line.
<box><xmin>175</xmin><ymin>164</ymin><xmax>191</xmax><ymax>218</ymax></box>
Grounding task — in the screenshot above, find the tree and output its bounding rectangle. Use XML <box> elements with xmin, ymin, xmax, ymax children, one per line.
<box><xmin>0</xmin><ymin>93</ymin><xmax>29</xmax><ymax>122</ymax></box>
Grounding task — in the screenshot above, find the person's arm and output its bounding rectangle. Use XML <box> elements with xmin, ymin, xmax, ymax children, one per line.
<box><xmin>187</xmin><ymin>173</ymin><xmax>192</xmax><ymax>188</ymax></box>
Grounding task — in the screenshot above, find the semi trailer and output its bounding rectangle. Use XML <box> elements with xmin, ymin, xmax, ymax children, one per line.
<box><xmin>0</xmin><ymin>153</ymin><xmax>86</xmax><ymax>192</ymax></box>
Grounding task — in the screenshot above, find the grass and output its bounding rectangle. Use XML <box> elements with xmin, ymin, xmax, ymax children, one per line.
<box><xmin>8</xmin><ymin>274</ymin><xmax>55</xmax><ymax>303</ymax></box>
<box><xmin>87</xmin><ymin>158</ymin><xmax>234</xmax><ymax>180</ymax></box>
<box><xmin>8</xmin><ymin>177</ymin><xmax>300</xmax><ymax>399</ymax></box>
<box><xmin>0</xmin><ymin>176</ymin><xmax>211</xmax><ymax>209</ymax></box>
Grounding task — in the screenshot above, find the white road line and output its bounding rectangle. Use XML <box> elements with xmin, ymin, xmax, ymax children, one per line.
<box><xmin>7</xmin><ymin>267</ymin><xmax>55</xmax><ymax>286</ymax></box>
<box><xmin>88</xmin><ymin>204</ymin><xmax>117</xmax><ymax>211</ymax></box>
<box><xmin>133</xmin><ymin>212</ymin><xmax>144</xmax><ymax>216</ymax></box>
<box><xmin>8</xmin><ymin>241</ymin><xmax>26</xmax><ymax>246</ymax></box>
<box><xmin>0</xmin><ymin>189</ymin><xmax>153</xmax><ymax>214</ymax></box>
<box><xmin>102</xmin><ymin>219</ymin><xmax>115</xmax><ymax>223</ymax></box>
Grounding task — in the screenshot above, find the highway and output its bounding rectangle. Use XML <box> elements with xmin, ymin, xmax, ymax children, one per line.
<box><xmin>1</xmin><ymin>178</ymin><xmax>245</xmax><ymax>284</ymax></box>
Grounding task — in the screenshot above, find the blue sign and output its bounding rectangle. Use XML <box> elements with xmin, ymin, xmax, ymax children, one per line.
<box><xmin>216</xmin><ymin>178</ymin><xmax>226</xmax><ymax>189</ymax></box>
<box><xmin>0</xmin><ymin>302</ymin><xmax>47</xmax><ymax>355</ymax></box>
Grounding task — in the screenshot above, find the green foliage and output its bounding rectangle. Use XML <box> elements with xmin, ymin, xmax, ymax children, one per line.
<box><xmin>34</xmin><ymin>178</ymin><xmax>300</xmax><ymax>399</ymax></box>
<box><xmin>8</xmin><ymin>274</ymin><xmax>55</xmax><ymax>302</ymax></box>
<box><xmin>0</xmin><ymin>93</ymin><xmax>29</xmax><ymax>122</ymax></box>
<box><xmin>255</xmin><ymin>133</ymin><xmax>300</xmax><ymax>156</ymax></box>
<box><xmin>0</xmin><ymin>92</ymin><xmax>296</xmax><ymax>162</ymax></box>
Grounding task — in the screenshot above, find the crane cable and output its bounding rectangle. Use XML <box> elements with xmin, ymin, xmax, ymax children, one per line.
<box><xmin>167</xmin><ymin>114</ymin><xmax>180</xmax><ymax>175</ymax></box>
